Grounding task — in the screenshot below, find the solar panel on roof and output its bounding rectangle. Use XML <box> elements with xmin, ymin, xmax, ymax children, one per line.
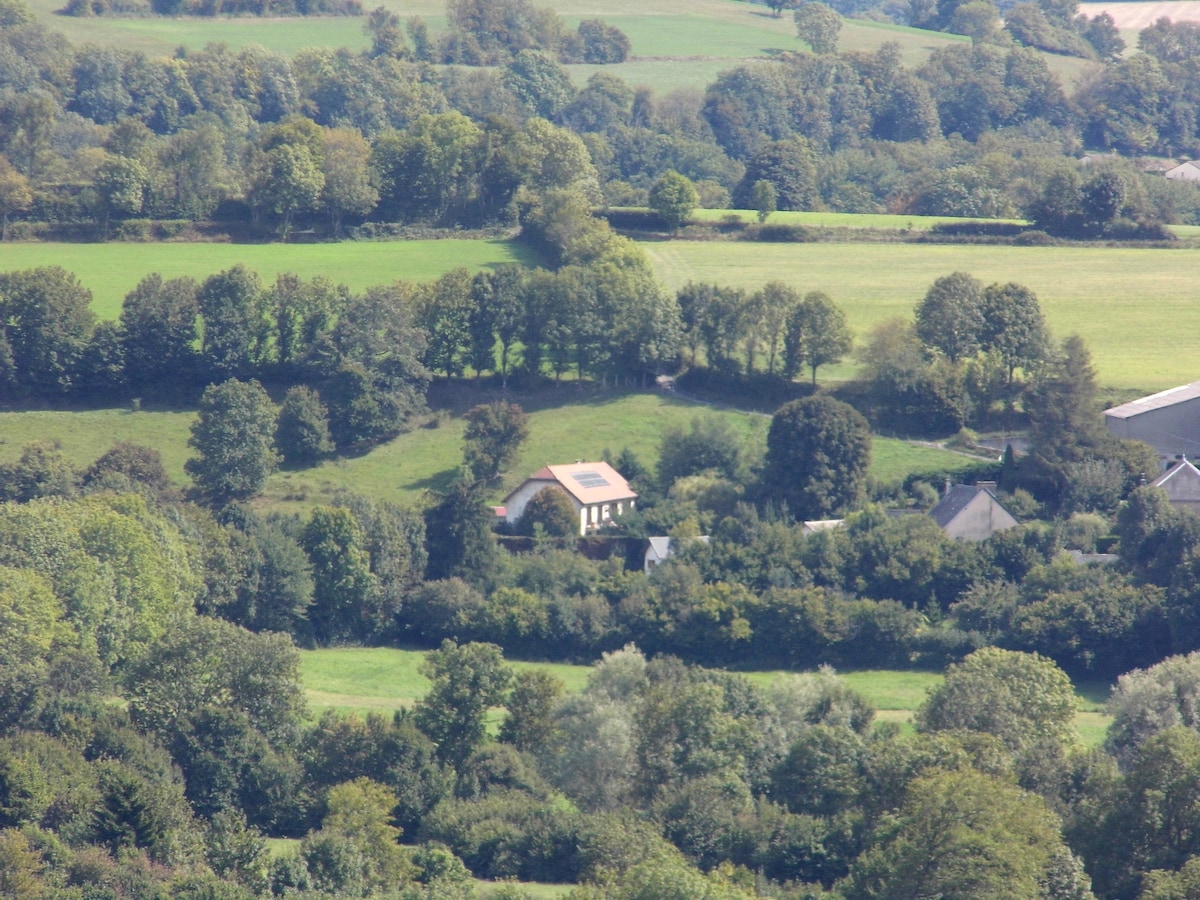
<box><xmin>571</xmin><ymin>471</ymin><xmax>610</xmax><ymax>488</ymax></box>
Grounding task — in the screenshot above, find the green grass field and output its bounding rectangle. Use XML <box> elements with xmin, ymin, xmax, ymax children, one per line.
<box><xmin>0</xmin><ymin>388</ymin><xmax>977</xmax><ymax>510</ymax></box>
<box><xmin>300</xmin><ymin>646</ymin><xmax>1114</xmax><ymax>746</ymax></box>
<box><xmin>5</xmin><ymin>232</ymin><xmax>1194</xmax><ymax>393</ymax></box>
<box><xmin>643</xmin><ymin>240</ymin><xmax>1200</xmax><ymax>393</ymax></box>
<box><xmin>0</xmin><ymin>239</ymin><xmax>532</xmax><ymax>322</ymax></box>
<box><xmin>688</xmin><ymin>209</ymin><xmax>1025</xmax><ymax>229</ymax></box>
<box><xmin>299</xmin><ymin>646</ymin><xmax>592</xmax><ymax>716</ymax></box>
<box><xmin>22</xmin><ymin>0</ymin><xmax>965</xmax><ymax>63</ymax></box>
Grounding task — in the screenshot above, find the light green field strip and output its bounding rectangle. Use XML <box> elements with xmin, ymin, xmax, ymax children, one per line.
<box><xmin>301</xmin><ymin>647</ymin><xmax>1112</xmax><ymax>747</ymax></box>
<box><xmin>0</xmin><ymin>239</ymin><xmax>532</xmax><ymax>321</ymax></box>
<box><xmin>642</xmin><ymin>240</ymin><xmax>1200</xmax><ymax>392</ymax></box>
<box><xmin>0</xmin><ymin>392</ymin><xmax>979</xmax><ymax>511</ymax></box>
<box><xmin>0</xmin><ymin>407</ymin><xmax>197</xmax><ymax>482</ymax></box>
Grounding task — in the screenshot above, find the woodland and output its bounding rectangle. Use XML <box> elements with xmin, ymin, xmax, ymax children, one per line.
<box><xmin>8</xmin><ymin>0</ymin><xmax>1200</xmax><ymax>895</ymax></box>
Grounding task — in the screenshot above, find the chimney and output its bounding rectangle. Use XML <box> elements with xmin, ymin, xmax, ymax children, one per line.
<box><xmin>977</xmin><ymin>481</ymin><xmax>997</xmax><ymax>493</ymax></box>
<box><xmin>943</xmin><ymin>478</ymin><xmax>952</xmax><ymax>497</ymax></box>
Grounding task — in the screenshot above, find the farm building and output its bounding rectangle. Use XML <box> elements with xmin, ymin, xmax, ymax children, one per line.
<box><xmin>1151</xmin><ymin>457</ymin><xmax>1200</xmax><ymax>516</ymax></box>
<box><xmin>1104</xmin><ymin>380</ymin><xmax>1200</xmax><ymax>460</ymax></box>
<box><xmin>1166</xmin><ymin>161</ymin><xmax>1200</xmax><ymax>182</ymax></box>
<box><xmin>502</xmin><ymin>461</ymin><xmax>637</xmax><ymax>536</ymax></box>
<box><xmin>929</xmin><ymin>482</ymin><xmax>1018</xmax><ymax>541</ymax></box>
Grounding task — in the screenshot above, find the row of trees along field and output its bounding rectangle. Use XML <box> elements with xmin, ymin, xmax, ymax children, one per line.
<box><xmin>6</xmin><ymin>0</ymin><xmax>1200</xmax><ymax>238</ymax></box>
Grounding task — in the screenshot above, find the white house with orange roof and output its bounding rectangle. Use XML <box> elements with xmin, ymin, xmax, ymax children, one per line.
<box><xmin>502</xmin><ymin>461</ymin><xmax>637</xmax><ymax>536</ymax></box>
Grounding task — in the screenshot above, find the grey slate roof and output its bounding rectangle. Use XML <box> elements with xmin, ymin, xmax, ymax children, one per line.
<box><xmin>1152</xmin><ymin>458</ymin><xmax>1200</xmax><ymax>502</ymax></box>
<box><xmin>929</xmin><ymin>484</ymin><xmax>991</xmax><ymax>528</ymax></box>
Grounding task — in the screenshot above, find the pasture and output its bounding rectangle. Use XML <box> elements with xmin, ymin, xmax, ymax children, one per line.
<box><xmin>0</xmin><ymin>389</ymin><xmax>979</xmax><ymax>511</ymax></box>
<box><xmin>23</xmin><ymin>0</ymin><xmax>964</xmax><ymax>66</ymax></box>
<box><xmin>19</xmin><ymin>0</ymin><xmax>1083</xmax><ymax>91</ymax></box>
<box><xmin>0</xmin><ymin>239</ymin><xmax>532</xmax><ymax>322</ymax></box>
<box><xmin>299</xmin><ymin>646</ymin><xmax>1114</xmax><ymax>746</ymax></box>
<box><xmin>642</xmin><ymin>240</ymin><xmax>1200</xmax><ymax>393</ymax></box>
<box><xmin>5</xmin><ymin>233</ymin><xmax>1198</xmax><ymax>392</ymax></box>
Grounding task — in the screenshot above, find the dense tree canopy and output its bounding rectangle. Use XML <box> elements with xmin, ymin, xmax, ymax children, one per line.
<box><xmin>764</xmin><ymin>395</ymin><xmax>871</xmax><ymax>520</ymax></box>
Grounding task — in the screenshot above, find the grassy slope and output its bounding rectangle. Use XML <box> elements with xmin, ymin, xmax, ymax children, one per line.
<box><xmin>20</xmin><ymin>0</ymin><xmax>1071</xmax><ymax>92</ymax></box>
<box><xmin>643</xmin><ymin>240</ymin><xmax>1200</xmax><ymax>393</ymax></box>
<box><xmin>300</xmin><ymin>646</ymin><xmax>1114</xmax><ymax>746</ymax></box>
<box><xmin>0</xmin><ymin>389</ymin><xmax>979</xmax><ymax>511</ymax></box>
<box><xmin>0</xmin><ymin>239</ymin><xmax>533</xmax><ymax>322</ymax></box>
<box><xmin>17</xmin><ymin>0</ymin><xmax>937</xmax><ymax>55</ymax></box>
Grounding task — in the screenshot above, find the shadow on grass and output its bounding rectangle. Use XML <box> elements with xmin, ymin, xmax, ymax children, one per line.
<box><xmin>402</xmin><ymin>467</ymin><xmax>460</xmax><ymax>494</ymax></box>
<box><xmin>1074</xmin><ymin>678</ymin><xmax>1116</xmax><ymax>712</ymax></box>
<box><xmin>427</xmin><ymin>379</ymin><xmax>706</xmax><ymax>419</ymax></box>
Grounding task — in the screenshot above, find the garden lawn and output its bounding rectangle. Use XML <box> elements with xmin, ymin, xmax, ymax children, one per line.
<box><xmin>0</xmin><ymin>239</ymin><xmax>532</xmax><ymax>322</ymax></box>
<box><xmin>643</xmin><ymin>240</ymin><xmax>1200</xmax><ymax>393</ymax></box>
<box><xmin>301</xmin><ymin>648</ymin><xmax>1112</xmax><ymax>747</ymax></box>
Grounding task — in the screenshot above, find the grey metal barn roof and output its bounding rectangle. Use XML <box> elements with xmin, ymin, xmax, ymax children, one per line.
<box><xmin>1105</xmin><ymin>380</ymin><xmax>1200</xmax><ymax>420</ymax></box>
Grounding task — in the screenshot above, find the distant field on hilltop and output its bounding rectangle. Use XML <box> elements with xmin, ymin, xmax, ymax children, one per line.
<box><xmin>1079</xmin><ymin>0</ymin><xmax>1200</xmax><ymax>27</ymax></box>
<box><xmin>19</xmin><ymin>0</ymin><xmax>1089</xmax><ymax>88</ymax></box>
<box><xmin>0</xmin><ymin>239</ymin><xmax>532</xmax><ymax>321</ymax></box>
<box><xmin>642</xmin><ymin>239</ymin><xmax>1200</xmax><ymax>393</ymax></box>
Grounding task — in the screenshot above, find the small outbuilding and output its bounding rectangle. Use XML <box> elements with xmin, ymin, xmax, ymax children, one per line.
<box><xmin>929</xmin><ymin>482</ymin><xmax>1018</xmax><ymax>541</ymax></box>
<box><xmin>1151</xmin><ymin>457</ymin><xmax>1200</xmax><ymax>516</ymax></box>
<box><xmin>1105</xmin><ymin>380</ymin><xmax>1200</xmax><ymax>460</ymax></box>
<box><xmin>502</xmin><ymin>461</ymin><xmax>637</xmax><ymax>537</ymax></box>
<box><xmin>644</xmin><ymin>535</ymin><xmax>711</xmax><ymax>573</ymax></box>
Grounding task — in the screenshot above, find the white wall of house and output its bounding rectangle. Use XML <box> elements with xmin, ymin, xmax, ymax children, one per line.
<box><xmin>504</xmin><ymin>481</ymin><xmax>575</xmax><ymax>528</ymax></box>
<box><xmin>943</xmin><ymin>493</ymin><xmax>1018</xmax><ymax>541</ymax></box>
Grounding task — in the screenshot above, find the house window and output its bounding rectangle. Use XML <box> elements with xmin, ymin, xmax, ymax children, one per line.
<box><xmin>602</xmin><ymin>504</ymin><xmax>611</xmax><ymax>521</ymax></box>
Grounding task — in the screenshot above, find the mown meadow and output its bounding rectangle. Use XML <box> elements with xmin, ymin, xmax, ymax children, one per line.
<box><xmin>642</xmin><ymin>239</ymin><xmax>1200</xmax><ymax>393</ymax></box>
<box><xmin>0</xmin><ymin>238</ymin><xmax>533</xmax><ymax>321</ymax></box>
<box><xmin>298</xmin><ymin>646</ymin><xmax>1115</xmax><ymax>747</ymax></box>
<box><xmin>20</xmin><ymin>0</ymin><xmax>1093</xmax><ymax>88</ymax></box>
<box><xmin>0</xmin><ymin>389</ymin><xmax>983</xmax><ymax>512</ymax></box>
<box><xmin>8</xmin><ymin>232</ymin><xmax>1195</xmax><ymax>392</ymax></box>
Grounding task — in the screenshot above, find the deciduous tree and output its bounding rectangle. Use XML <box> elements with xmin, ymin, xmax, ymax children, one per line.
<box><xmin>794</xmin><ymin>2</ymin><xmax>842</xmax><ymax>54</ymax></box>
<box><xmin>648</xmin><ymin>170</ymin><xmax>698</xmax><ymax>232</ymax></box>
<box><xmin>841</xmin><ymin>769</ymin><xmax>1070</xmax><ymax>899</ymax></box>
<box><xmin>914</xmin><ymin>271</ymin><xmax>985</xmax><ymax>363</ymax></box>
<box><xmin>185</xmin><ymin>379</ymin><xmax>279</xmax><ymax>504</ymax></box>
<box><xmin>784</xmin><ymin>290</ymin><xmax>853</xmax><ymax>385</ymax></box>
<box><xmin>764</xmin><ymin>395</ymin><xmax>871</xmax><ymax>520</ymax></box>
<box><xmin>414</xmin><ymin>640</ymin><xmax>513</xmax><ymax>767</ymax></box>
<box><xmin>462</xmin><ymin>401</ymin><xmax>529</xmax><ymax>483</ymax></box>
<box><xmin>915</xmin><ymin>647</ymin><xmax>1077</xmax><ymax>754</ymax></box>
<box><xmin>276</xmin><ymin>386</ymin><xmax>333</xmax><ymax>467</ymax></box>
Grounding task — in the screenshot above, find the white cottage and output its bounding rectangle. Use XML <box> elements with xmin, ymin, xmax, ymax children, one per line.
<box><xmin>1152</xmin><ymin>457</ymin><xmax>1200</xmax><ymax>516</ymax></box>
<box><xmin>929</xmin><ymin>482</ymin><xmax>1018</xmax><ymax>541</ymax></box>
<box><xmin>502</xmin><ymin>461</ymin><xmax>637</xmax><ymax>536</ymax></box>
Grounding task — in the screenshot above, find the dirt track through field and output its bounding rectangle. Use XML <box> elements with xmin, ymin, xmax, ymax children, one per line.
<box><xmin>1079</xmin><ymin>1</ymin><xmax>1200</xmax><ymax>27</ymax></box>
